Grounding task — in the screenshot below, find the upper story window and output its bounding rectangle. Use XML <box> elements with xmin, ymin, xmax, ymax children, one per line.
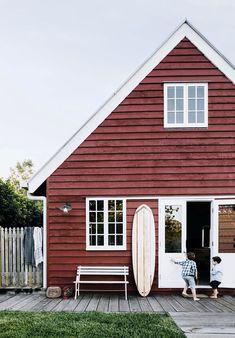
<box><xmin>164</xmin><ymin>83</ymin><xmax>208</xmax><ymax>128</ymax></box>
<box><xmin>86</xmin><ymin>198</ymin><xmax>126</xmax><ymax>250</ymax></box>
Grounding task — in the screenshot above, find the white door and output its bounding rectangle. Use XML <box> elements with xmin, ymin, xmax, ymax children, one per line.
<box><xmin>213</xmin><ymin>200</ymin><xmax>235</xmax><ymax>287</ymax></box>
<box><xmin>159</xmin><ymin>199</ymin><xmax>187</xmax><ymax>287</ymax></box>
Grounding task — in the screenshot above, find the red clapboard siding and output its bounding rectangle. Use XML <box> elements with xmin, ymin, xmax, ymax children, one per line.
<box><xmin>47</xmin><ymin>37</ymin><xmax>235</xmax><ymax>290</ymax></box>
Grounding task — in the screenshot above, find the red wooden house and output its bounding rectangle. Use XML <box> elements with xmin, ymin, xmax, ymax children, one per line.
<box><xmin>27</xmin><ymin>21</ymin><xmax>235</xmax><ymax>294</ymax></box>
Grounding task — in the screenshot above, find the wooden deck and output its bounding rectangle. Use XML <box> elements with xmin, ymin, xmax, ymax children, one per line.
<box><xmin>0</xmin><ymin>292</ymin><xmax>234</xmax><ymax>313</ymax></box>
<box><xmin>0</xmin><ymin>292</ymin><xmax>234</xmax><ymax>337</ymax></box>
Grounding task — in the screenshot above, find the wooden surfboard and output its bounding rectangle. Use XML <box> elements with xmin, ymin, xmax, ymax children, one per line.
<box><xmin>132</xmin><ymin>204</ymin><xmax>156</xmax><ymax>297</ymax></box>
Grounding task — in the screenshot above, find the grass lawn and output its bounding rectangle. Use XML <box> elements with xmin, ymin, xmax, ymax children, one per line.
<box><xmin>0</xmin><ymin>311</ymin><xmax>185</xmax><ymax>338</ymax></box>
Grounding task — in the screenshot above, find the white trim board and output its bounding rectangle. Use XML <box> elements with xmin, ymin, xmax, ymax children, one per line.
<box><xmin>28</xmin><ymin>20</ymin><xmax>235</xmax><ymax>193</ymax></box>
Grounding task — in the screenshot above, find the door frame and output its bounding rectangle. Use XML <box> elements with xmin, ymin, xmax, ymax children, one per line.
<box><xmin>158</xmin><ymin>197</ymin><xmax>214</xmax><ymax>288</ymax></box>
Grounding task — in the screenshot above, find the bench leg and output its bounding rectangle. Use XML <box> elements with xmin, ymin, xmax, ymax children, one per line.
<box><xmin>124</xmin><ymin>275</ymin><xmax>127</xmax><ymax>300</ymax></box>
<box><xmin>74</xmin><ymin>282</ymin><xmax>80</xmax><ymax>300</ymax></box>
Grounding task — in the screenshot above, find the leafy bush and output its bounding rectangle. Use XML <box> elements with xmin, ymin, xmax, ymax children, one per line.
<box><xmin>0</xmin><ymin>178</ymin><xmax>42</xmax><ymax>227</ymax></box>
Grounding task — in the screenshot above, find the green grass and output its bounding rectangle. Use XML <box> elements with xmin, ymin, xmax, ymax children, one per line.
<box><xmin>0</xmin><ymin>311</ymin><xmax>185</xmax><ymax>338</ymax></box>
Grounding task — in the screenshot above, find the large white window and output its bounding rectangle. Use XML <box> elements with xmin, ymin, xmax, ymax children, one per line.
<box><xmin>164</xmin><ymin>83</ymin><xmax>208</xmax><ymax>128</ymax></box>
<box><xmin>86</xmin><ymin>198</ymin><xmax>126</xmax><ymax>250</ymax></box>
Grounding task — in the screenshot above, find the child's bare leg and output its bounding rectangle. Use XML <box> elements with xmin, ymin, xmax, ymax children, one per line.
<box><xmin>192</xmin><ymin>288</ymin><xmax>199</xmax><ymax>301</ymax></box>
<box><xmin>182</xmin><ymin>283</ymin><xmax>188</xmax><ymax>296</ymax></box>
<box><xmin>211</xmin><ymin>289</ymin><xmax>218</xmax><ymax>298</ymax></box>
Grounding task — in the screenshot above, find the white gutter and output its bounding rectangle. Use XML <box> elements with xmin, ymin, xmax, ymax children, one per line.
<box><xmin>27</xmin><ymin>192</ymin><xmax>47</xmax><ymax>290</ymax></box>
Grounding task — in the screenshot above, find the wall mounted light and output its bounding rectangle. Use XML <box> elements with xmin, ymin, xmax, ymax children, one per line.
<box><xmin>59</xmin><ymin>203</ymin><xmax>72</xmax><ymax>214</ymax></box>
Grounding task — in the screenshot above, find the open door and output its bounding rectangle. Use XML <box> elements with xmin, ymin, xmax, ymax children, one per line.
<box><xmin>186</xmin><ymin>201</ymin><xmax>211</xmax><ymax>285</ymax></box>
<box><xmin>213</xmin><ymin>200</ymin><xmax>235</xmax><ymax>287</ymax></box>
<box><xmin>159</xmin><ymin>199</ymin><xmax>186</xmax><ymax>287</ymax></box>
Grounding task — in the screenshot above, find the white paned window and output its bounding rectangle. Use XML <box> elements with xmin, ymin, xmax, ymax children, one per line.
<box><xmin>164</xmin><ymin>83</ymin><xmax>208</xmax><ymax>128</ymax></box>
<box><xmin>86</xmin><ymin>198</ymin><xmax>126</xmax><ymax>250</ymax></box>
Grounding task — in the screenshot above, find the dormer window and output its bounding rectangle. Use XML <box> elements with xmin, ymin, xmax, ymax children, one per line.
<box><xmin>164</xmin><ymin>83</ymin><xmax>208</xmax><ymax>128</ymax></box>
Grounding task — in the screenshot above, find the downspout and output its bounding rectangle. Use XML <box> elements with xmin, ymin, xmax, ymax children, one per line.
<box><xmin>27</xmin><ymin>192</ymin><xmax>47</xmax><ymax>290</ymax></box>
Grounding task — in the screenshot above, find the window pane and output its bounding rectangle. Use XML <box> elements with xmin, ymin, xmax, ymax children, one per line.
<box><xmin>108</xmin><ymin>223</ymin><xmax>115</xmax><ymax>234</ymax></box>
<box><xmin>108</xmin><ymin>212</ymin><xmax>115</xmax><ymax>222</ymax></box>
<box><xmin>89</xmin><ymin>200</ymin><xmax>96</xmax><ymax>210</ymax></box>
<box><xmin>97</xmin><ymin>212</ymin><xmax>103</xmax><ymax>222</ymax></box>
<box><xmin>90</xmin><ymin>235</ymin><xmax>96</xmax><ymax>246</ymax></box>
<box><xmin>108</xmin><ymin>235</ymin><xmax>115</xmax><ymax>246</ymax></box>
<box><xmin>188</xmin><ymin>99</ymin><xmax>195</xmax><ymax>110</ymax></box>
<box><xmin>188</xmin><ymin>111</ymin><xmax>196</xmax><ymax>123</ymax></box>
<box><xmin>165</xmin><ymin>205</ymin><xmax>182</xmax><ymax>253</ymax></box>
<box><xmin>108</xmin><ymin>200</ymin><xmax>115</xmax><ymax>210</ymax></box>
<box><xmin>188</xmin><ymin>86</ymin><xmax>195</xmax><ymax>98</ymax></box>
<box><xmin>176</xmin><ymin>112</ymin><xmax>183</xmax><ymax>123</ymax></box>
<box><xmin>197</xmin><ymin>86</ymin><xmax>204</xmax><ymax>97</ymax></box>
<box><xmin>167</xmin><ymin>112</ymin><xmax>175</xmax><ymax>124</ymax></box>
<box><xmin>97</xmin><ymin>200</ymin><xmax>104</xmax><ymax>210</ymax></box>
<box><xmin>197</xmin><ymin>99</ymin><xmax>204</xmax><ymax>110</ymax></box>
<box><xmin>176</xmin><ymin>99</ymin><xmax>183</xmax><ymax>110</ymax></box>
<box><xmin>167</xmin><ymin>99</ymin><xmax>175</xmax><ymax>110</ymax></box>
<box><xmin>116</xmin><ymin>211</ymin><xmax>123</xmax><ymax>222</ymax></box>
<box><xmin>97</xmin><ymin>224</ymin><xmax>104</xmax><ymax>234</ymax></box>
<box><xmin>116</xmin><ymin>223</ymin><xmax>123</xmax><ymax>234</ymax></box>
<box><xmin>167</xmin><ymin>86</ymin><xmax>175</xmax><ymax>98</ymax></box>
<box><xmin>97</xmin><ymin>235</ymin><xmax>104</xmax><ymax>246</ymax></box>
<box><xmin>218</xmin><ymin>205</ymin><xmax>235</xmax><ymax>253</ymax></box>
<box><xmin>89</xmin><ymin>212</ymin><xmax>96</xmax><ymax>222</ymax></box>
<box><xmin>90</xmin><ymin>224</ymin><xmax>96</xmax><ymax>234</ymax></box>
<box><xmin>116</xmin><ymin>200</ymin><xmax>123</xmax><ymax>210</ymax></box>
<box><xmin>176</xmin><ymin>86</ymin><xmax>184</xmax><ymax>98</ymax></box>
<box><xmin>116</xmin><ymin>235</ymin><xmax>123</xmax><ymax>245</ymax></box>
<box><xmin>197</xmin><ymin>111</ymin><xmax>204</xmax><ymax>123</ymax></box>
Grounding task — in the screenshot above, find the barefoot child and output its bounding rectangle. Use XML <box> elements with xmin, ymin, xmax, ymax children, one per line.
<box><xmin>210</xmin><ymin>256</ymin><xmax>223</xmax><ymax>298</ymax></box>
<box><xmin>172</xmin><ymin>252</ymin><xmax>199</xmax><ymax>301</ymax></box>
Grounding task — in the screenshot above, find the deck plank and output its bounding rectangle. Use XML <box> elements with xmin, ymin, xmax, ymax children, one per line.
<box><xmin>31</xmin><ymin>296</ymin><xmax>53</xmax><ymax>311</ymax></box>
<box><xmin>214</xmin><ymin>297</ymin><xmax>235</xmax><ymax>311</ymax></box>
<box><xmin>97</xmin><ymin>294</ymin><xmax>109</xmax><ymax>312</ymax></box>
<box><xmin>0</xmin><ymin>294</ymin><xmax>14</xmax><ymax>303</ymax></box>
<box><xmin>147</xmin><ymin>295</ymin><xmax>164</xmax><ymax>312</ymax></box>
<box><xmin>0</xmin><ymin>294</ymin><xmax>24</xmax><ymax>310</ymax></box>
<box><xmin>119</xmin><ymin>295</ymin><xmax>130</xmax><ymax>312</ymax></box>
<box><xmin>108</xmin><ymin>295</ymin><xmax>119</xmax><ymax>312</ymax></box>
<box><xmin>137</xmin><ymin>296</ymin><xmax>153</xmax><ymax>312</ymax></box>
<box><xmin>154</xmin><ymin>295</ymin><xmax>176</xmax><ymax>312</ymax></box>
<box><xmin>74</xmin><ymin>294</ymin><xmax>92</xmax><ymax>312</ymax></box>
<box><xmin>85</xmin><ymin>294</ymin><xmax>100</xmax><ymax>312</ymax></box>
<box><xmin>11</xmin><ymin>294</ymin><xmax>42</xmax><ymax>311</ymax></box>
<box><xmin>128</xmin><ymin>295</ymin><xmax>141</xmax><ymax>312</ymax></box>
<box><xmin>171</xmin><ymin>295</ymin><xmax>202</xmax><ymax>312</ymax></box>
<box><xmin>200</xmin><ymin>298</ymin><xmax>232</xmax><ymax>312</ymax></box>
<box><xmin>41</xmin><ymin>298</ymin><xmax>63</xmax><ymax>311</ymax></box>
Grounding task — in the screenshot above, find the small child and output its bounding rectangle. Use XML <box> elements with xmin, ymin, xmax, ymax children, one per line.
<box><xmin>172</xmin><ymin>252</ymin><xmax>199</xmax><ymax>301</ymax></box>
<box><xmin>210</xmin><ymin>256</ymin><xmax>223</xmax><ymax>298</ymax></box>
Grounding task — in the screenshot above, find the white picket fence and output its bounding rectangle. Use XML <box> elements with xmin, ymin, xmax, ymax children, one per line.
<box><xmin>0</xmin><ymin>227</ymin><xmax>43</xmax><ymax>288</ymax></box>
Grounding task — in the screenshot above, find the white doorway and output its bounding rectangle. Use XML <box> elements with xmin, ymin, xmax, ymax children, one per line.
<box><xmin>159</xmin><ymin>198</ymin><xmax>212</xmax><ymax>288</ymax></box>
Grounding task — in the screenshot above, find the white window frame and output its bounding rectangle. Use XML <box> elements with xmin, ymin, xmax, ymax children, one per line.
<box><xmin>164</xmin><ymin>82</ymin><xmax>208</xmax><ymax>128</ymax></box>
<box><xmin>86</xmin><ymin>197</ymin><xmax>126</xmax><ymax>251</ymax></box>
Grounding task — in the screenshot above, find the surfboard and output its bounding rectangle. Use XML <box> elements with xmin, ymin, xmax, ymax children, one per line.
<box><xmin>132</xmin><ymin>204</ymin><xmax>156</xmax><ymax>297</ymax></box>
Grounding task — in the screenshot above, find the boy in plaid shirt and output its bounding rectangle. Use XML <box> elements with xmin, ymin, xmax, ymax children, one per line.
<box><xmin>172</xmin><ymin>252</ymin><xmax>199</xmax><ymax>301</ymax></box>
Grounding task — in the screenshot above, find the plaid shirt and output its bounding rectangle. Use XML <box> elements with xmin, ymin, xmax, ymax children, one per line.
<box><xmin>175</xmin><ymin>259</ymin><xmax>197</xmax><ymax>277</ymax></box>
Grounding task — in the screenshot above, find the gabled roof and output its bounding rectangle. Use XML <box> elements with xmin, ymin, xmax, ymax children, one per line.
<box><xmin>28</xmin><ymin>20</ymin><xmax>235</xmax><ymax>193</ymax></box>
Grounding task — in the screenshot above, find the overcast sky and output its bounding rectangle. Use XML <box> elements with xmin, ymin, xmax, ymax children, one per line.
<box><xmin>0</xmin><ymin>0</ymin><xmax>235</xmax><ymax>178</ymax></box>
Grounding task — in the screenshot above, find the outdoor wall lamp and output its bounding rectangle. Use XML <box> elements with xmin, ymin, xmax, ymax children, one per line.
<box><xmin>59</xmin><ymin>203</ymin><xmax>72</xmax><ymax>214</ymax></box>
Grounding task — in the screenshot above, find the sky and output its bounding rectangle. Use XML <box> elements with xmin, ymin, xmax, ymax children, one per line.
<box><xmin>0</xmin><ymin>0</ymin><xmax>235</xmax><ymax>178</ymax></box>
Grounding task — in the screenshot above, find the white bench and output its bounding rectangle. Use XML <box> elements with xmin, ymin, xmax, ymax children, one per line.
<box><xmin>74</xmin><ymin>266</ymin><xmax>129</xmax><ymax>300</ymax></box>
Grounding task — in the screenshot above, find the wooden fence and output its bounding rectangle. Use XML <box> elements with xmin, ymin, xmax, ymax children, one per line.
<box><xmin>0</xmin><ymin>227</ymin><xmax>43</xmax><ymax>288</ymax></box>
